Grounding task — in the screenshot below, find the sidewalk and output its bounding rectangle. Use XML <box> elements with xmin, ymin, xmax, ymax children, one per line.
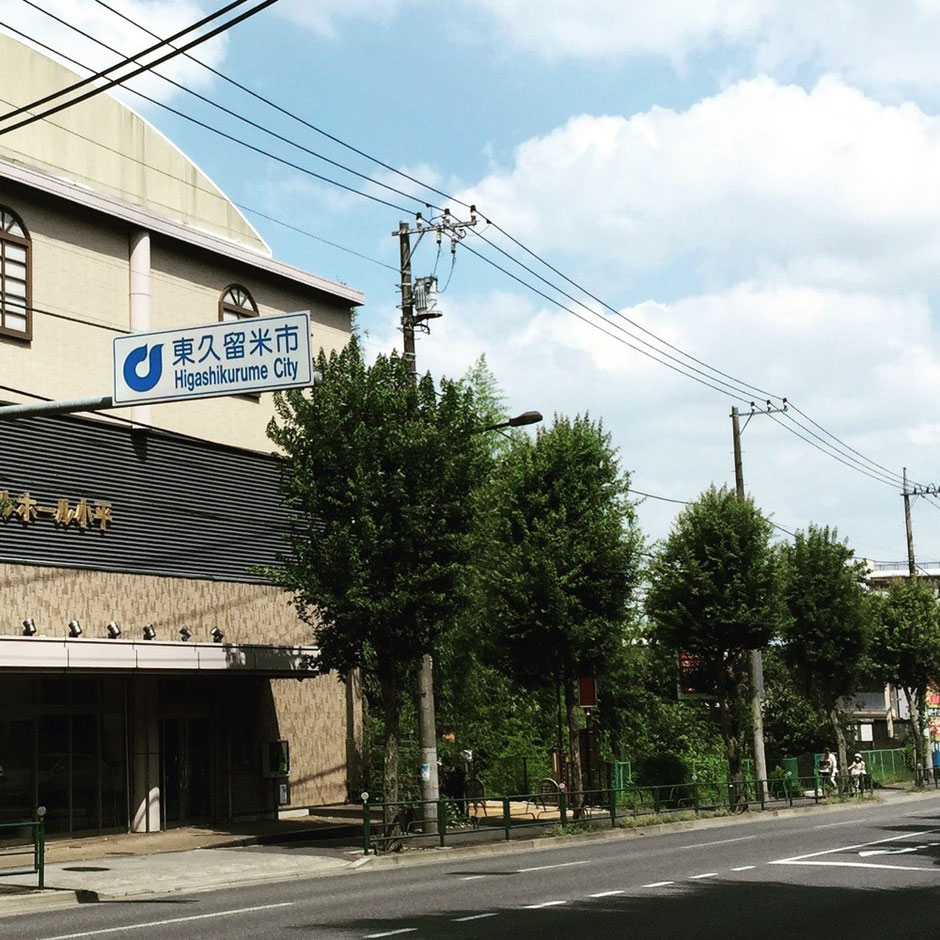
<box><xmin>2</xmin><ymin>787</ymin><xmax>938</xmax><ymax>917</ymax></box>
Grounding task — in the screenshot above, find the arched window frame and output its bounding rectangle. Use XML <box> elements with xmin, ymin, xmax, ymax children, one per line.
<box><xmin>218</xmin><ymin>284</ymin><xmax>258</xmax><ymax>322</ymax></box>
<box><xmin>0</xmin><ymin>207</ymin><xmax>31</xmax><ymax>341</ymax></box>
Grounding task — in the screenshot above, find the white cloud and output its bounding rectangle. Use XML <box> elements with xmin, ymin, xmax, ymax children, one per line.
<box><xmin>277</xmin><ymin>0</ymin><xmax>403</xmax><ymax>37</ymax></box>
<box><xmin>462</xmin><ymin>1</ymin><xmax>940</xmax><ymax>97</ymax></box>
<box><xmin>0</xmin><ymin>0</ymin><xmax>229</xmax><ymax>107</ymax></box>
<box><xmin>458</xmin><ymin>76</ymin><xmax>940</xmax><ymax>293</ymax></box>
<box><xmin>394</xmin><ymin>282</ymin><xmax>940</xmax><ymax>559</ymax></box>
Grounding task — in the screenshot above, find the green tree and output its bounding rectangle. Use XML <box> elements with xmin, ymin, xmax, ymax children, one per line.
<box><xmin>646</xmin><ymin>486</ymin><xmax>781</xmax><ymax>780</ymax></box>
<box><xmin>870</xmin><ymin>579</ymin><xmax>940</xmax><ymax>774</ymax></box>
<box><xmin>266</xmin><ymin>335</ymin><xmax>487</xmax><ymax>810</ymax></box>
<box><xmin>778</xmin><ymin>525</ymin><xmax>872</xmax><ymax>772</ymax></box>
<box><xmin>479</xmin><ymin>414</ymin><xmax>643</xmax><ymax>805</ymax></box>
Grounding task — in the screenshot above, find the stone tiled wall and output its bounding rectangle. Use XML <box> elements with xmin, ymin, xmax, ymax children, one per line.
<box><xmin>0</xmin><ymin>563</ymin><xmax>360</xmax><ymax>808</ymax></box>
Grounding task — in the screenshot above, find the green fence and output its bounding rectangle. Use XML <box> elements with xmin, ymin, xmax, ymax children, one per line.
<box><xmin>0</xmin><ymin>820</ymin><xmax>45</xmax><ymax>889</ymax></box>
<box><xmin>813</xmin><ymin>748</ymin><xmax>907</xmax><ymax>780</ymax></box>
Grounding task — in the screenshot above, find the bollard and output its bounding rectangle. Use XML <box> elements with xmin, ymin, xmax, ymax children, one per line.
<box><xmin>758</xmin><ymin>778</ymin><xmax>765</xmax><ymax>811</ymax></box>
<box><xmin>609</xmin><ymin>787</ymin><xmax>617</xmax><ymax>828</ymax></box>
<box><xmin>502</xmin><ymin>798</ymin><xmax>511</xmax><ymax>841</ymax></box>
<box><xmin>437</xmin><ymin>799</ymin><xmax>447</xmax><ymax>848</ymax></box>
<box><xmin>361</xmin><ymin>792</ymin><xmax>371</xmax><ymax>855</ymax></box>
<box><xmin>692</xmin><ymin>781</ymin><xmax>699</xmax><ymax>814</ymax></box>
<box><xmin>559</xmin><ymin>787</ymin><xmax>568</xmax><ymax>826</ymax></box>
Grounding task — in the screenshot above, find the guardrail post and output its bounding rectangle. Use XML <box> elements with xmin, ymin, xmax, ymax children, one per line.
<box><xmin>727</xmin><ymin>783</ymin><xmax>734</xmax><ymax>812</ymax></box>
<box><xmin>758</xmin><ymin>778</ymin><xmax>765</xmax><ymax>811</ymax></box>
<box><xmin>437</xmin><ymin>799</ymin><xmax>447</xmax><ymax>848</ymax></box>
<box><xmin>502</xmin><ymin>798</ymin><xmax>511</xmax><ymax>841</ymax></box>
<box><xmin>692</xmin><ymin>781</ymin><xmax>699</xmax><ymax>814</ymax></box>
<box><xmin>813</xmin><ymin>778</ymin><xmax>819</xmax><ymax>805</ymax></box>
<box><xmin>609</xmin><ymin>787</ymin><xmax>617</xmax><ymax>828</ymax></box>
<box><xmin>559</xmin><ymin>788</ymin><xmax>568</xmax><ymax>826</ymax></box>
<box><xmin>362</xmin><ymin>796</ymin><xmax>371</xmax><ymax>855</ymax></box>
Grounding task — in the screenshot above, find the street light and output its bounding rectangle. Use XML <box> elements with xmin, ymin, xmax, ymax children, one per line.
<box><xmin>480</xmin><ymin>410</ymin><xmax>542</xmax><ymax>433</ymax></box>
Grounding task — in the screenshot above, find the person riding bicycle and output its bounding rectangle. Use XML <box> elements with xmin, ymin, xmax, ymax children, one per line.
<box><xmin>848</xmin><ymin>753</ymin><xmax>867</xmax><ymax>793</ymax></box>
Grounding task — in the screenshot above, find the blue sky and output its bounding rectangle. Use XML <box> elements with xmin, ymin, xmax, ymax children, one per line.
<box><xmin>7</xmin><ymin>0</ymin><xmax>940</xmax><ymax>563</ymax></box>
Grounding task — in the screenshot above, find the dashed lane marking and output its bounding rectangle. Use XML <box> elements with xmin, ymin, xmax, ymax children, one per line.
<box><xmin>589</xmin><ymin>890</ymin><xmax>624</xmax><ymax>897</ymax></box>
<box><xmin>813</xmin><ymin>819</ymin><xmax>870</xmax><ymax>829</ymax></box>
<box><xmin>364</xmin><ymin>931</ymin><xmax>418</xmax><ymax>939</ymax></box>
<box><xmin>523</xmin><ymin>900</ymin><xmax>567</xmax><ymax>909</ymax></box>
<box><xmin>453</xmin><ymin>913</ymin><xmax>499</xmax><ymax>922</ymax></box>
<box><xmin>731</xmin><ymin>866</ymin><xmax>756</xmax><ymax>871</ymax></box>
<box><xmin>678</xmin><ymin>835</ymin><xmax>755</xmax><ymax>849</ymax></box>
<box><xmin>642</xmin><ymin>881</ymin><xmax>675</xmax><ymax>887</ymax></box>
<box><xmin>689</xmin><ymin>872</ymin><xmax>718</xmax><ymax>879</ymax></box>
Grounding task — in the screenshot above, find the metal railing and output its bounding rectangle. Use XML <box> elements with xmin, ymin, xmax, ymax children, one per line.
<box><xmin>914</xmin><ymin>766</ymin><xmax>940</xmax><ymax>788</ymax></box>
<box><xmin>359</xmin><ymin>774</ymin><xmax>873</xmax><ymax>854</ymax></box>
<box><xmin>0</xmin><ymin>819</ymin><xmax>45</xmax><ymax>889</ymax></box>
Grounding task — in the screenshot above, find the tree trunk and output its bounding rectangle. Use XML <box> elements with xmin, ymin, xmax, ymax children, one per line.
<box><xmin>905</xmin><ymin>687</ymin><xmax>930</xmax><ymax>775</ymax></box>
<box><xmin>381</xmin><ymin>672</ymin><xmax>400</xmax><ymax>829</ymax></box>
<box><xmin>829</xmin><ymin>705</ymin><xmax>848</xmax><ymax>778</ymax></box>
<box><xmin>717</xmin><ymin>656</ymin><xmax>741</xmax><ymax>783</ymax></box>
<box><xmin>563</xmin><ymin>657</ymin><xmax>583</xmax><ymax>818</ymax></box>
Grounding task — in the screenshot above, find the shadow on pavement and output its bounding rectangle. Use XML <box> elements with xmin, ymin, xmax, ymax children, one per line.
<box><xmin>288</xmin><ymin>879</ymin><xmax>940</xmax><ymax>938</ymax></box>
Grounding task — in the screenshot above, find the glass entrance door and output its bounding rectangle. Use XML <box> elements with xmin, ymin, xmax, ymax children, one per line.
<box><xmin>162</xmin><ymin>716</ymin><xmax>212</xmax><ymax>826</ymax></box>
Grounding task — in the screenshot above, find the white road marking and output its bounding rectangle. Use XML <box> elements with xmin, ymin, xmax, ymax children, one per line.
<box><xmin>690</xmin><ymin>872</ymin><xmax>718</xmax><ymax>879</ymax></box>
<box><xmin>453</xmin><ymin>913</ymin><xmax>499</xmax><ymax>922</ymax></box>
<box><xmin>524</xmin><ymin>900</ymin><xmax>567</xmax><ymax>909</ymax></box>
<box><xmin>642</xmin><ymin>881</ymin><xmax>675</xmax><ymax>887</ymax></box>
<box><xmin>777</xmin><ymin>860</ymin><xmax>931</xmax><ymax>873</ymax></box>
<box><xmin>858</xmin><ymin>846</ymin><xmax>922</xmax><ymax>857</ymax></box>
<box><xmin>589</xmin><ymin>890</ymin><xmax>624</xmax><ymax>897</ymax></box>
<box><xmin>516</xmin><ymin>860</ymin><xmax>590</xmax><ymax>873</ymax></box>
<box><xmin>770</xmin><ymin>826</ymin><xmax>940</xmax><ymax>872</ymax></box>
<box><xmin>678</xmin><ymin>835</ymin><xmax>755</xmax><ymax>849</ymax></box>
<box><xmin>461</xmin><ymin>875</ymin><xmax>487</xmax><ymax>881</ymax></box>
<box><xmin>813</xmin><ymin>819</ymin><xmax>870</xmax><ymax>829</ymax></box>
<box><xmin>364</xmin><ymin>931</ymin><xmax>417</xmax><ymax>939</ymax></box>
<box><xmin>731</xmin><ymin>866</ymin><xmax>756</xmax><ymax>871</ymax></box>
<box><xmin>38</xmin><ymin>903</ymin><xmax>294</xmax><ymax>940</ymax></box>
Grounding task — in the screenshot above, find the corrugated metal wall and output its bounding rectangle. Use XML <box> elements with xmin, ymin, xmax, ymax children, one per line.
<box><xmin>0</xmin><ymin>411</ymin><xmax>289</xmax><ymax>582</ymax></box>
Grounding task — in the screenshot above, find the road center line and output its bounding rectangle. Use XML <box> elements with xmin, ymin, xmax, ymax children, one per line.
<box><xmin>523</xmin><ymin>900</ymin><xmax>567</xmax><ymax>908</ymax></box>
<box><xmin>460</xmin><ymin>875</ymin><xmax>487</xmax><ymax>881</ymax></box>
<box><xmin>731</xmin><ymin>866</ymin><xmax>756</xmax><ymax>871</ymax></box>
<box><xmin>642</xmin><ymin>881</ymin><xmax>675</xmax><ymax>887</ymax></box>
<box><xmin>453</xmin><ymin>913</ymin><xmax>499</xmax><ymax>922</ymax></box>
<box><xmin>589</xmin><ymin>890</ymin><xmax>624</xmax><ymax>897</ymax></box>
<box><xmin>38</xmin><ymin>903</ymin><xmax>295</xmax><ymax>940</ymax></box>
<box><xmin>690</xmin><ymin>872</ymin><xmax>718</xmax><ymax>879</ymax></box>
<box><xmin>516</xmin><ymin>860</ymin><xmax>590</xmax><ymax>873</ymax></box>
<box><xmin>813</xmin><ymin>818</ymin><xmax>870</xmax><ymax>829</ymax></box>
<box><xmin>678</xmin><ymin>835</ymin><xmax>755</xmax><ymax>849</ymax></box>
<box><xmin>364</xmin><ymin>930</ymin><xmax>417</xmax><ymax>939</ymax></box>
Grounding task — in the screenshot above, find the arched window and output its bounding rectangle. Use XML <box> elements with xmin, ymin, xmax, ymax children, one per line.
<box><xmin>219</xmin><ymin>284</ymin><xmax>258</xmax><ymax>322</ymax></box>
<box><xmin>0</xmin><ymin>207</ymin><xmax>31</xmax><ymax>340</ymax></box>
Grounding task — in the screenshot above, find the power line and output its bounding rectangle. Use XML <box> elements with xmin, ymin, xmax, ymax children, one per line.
<box><xmin>3</xmin><ymin>0</ymin><xmax>253</xmax><ymax>122</ymax></box>
<box><xmin>0</xmin><ymin>0</ymin><xmax>281</xmax><ymax>137</ymax></box>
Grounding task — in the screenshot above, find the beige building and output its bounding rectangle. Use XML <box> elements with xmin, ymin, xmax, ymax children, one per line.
<box><xmin>0</xmin><ymin>35</ymin><xmax>363</xmax><ymax>835</ymax></box>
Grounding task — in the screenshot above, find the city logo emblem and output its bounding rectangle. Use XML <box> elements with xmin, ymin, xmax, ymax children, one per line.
<box><xmin>123</xmin><ymin>343</ymin><xmax>163</xmax><ymax>393</ymax></box>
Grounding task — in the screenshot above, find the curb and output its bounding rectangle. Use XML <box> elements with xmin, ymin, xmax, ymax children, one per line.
<box><xmin>3</xmin><ymin>787</ymin><xmax>938</xmax><ymax>917</ymax></box>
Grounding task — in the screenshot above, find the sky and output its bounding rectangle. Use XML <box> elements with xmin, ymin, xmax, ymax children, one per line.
<box><xmin>4</xmin><ymin>0</ymin><xmax>940</xmax><ymax>563</ymax></box>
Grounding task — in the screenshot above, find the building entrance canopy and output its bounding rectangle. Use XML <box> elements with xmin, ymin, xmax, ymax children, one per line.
<box><xmin>0</xmin><ymin>636</ymin><xmax>318</xmax><ymax>677</ymax></box>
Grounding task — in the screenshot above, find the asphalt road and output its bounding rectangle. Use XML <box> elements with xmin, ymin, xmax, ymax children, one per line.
<box><xmin>7</xmin><ymin>797</ymin><xmax>940</xmax><ymax>940</ymax></box>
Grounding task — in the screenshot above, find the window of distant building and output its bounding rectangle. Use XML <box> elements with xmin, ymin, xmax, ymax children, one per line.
<box><xmin>0</xmin><ymin>207</ymin><xmax>31</xmax><ymax>341</ymax></box>
<box><xmin>219</xmin><ymin>284</ymin><xmax>258</xmax><ymax>322</ymax></box>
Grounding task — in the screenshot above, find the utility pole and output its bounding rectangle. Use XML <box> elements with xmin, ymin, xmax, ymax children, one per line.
<box><xmin>730</xmin><ymin>401</ymin><xmax>786</xmax><ymax>797</ymax></box>
<box><xmin>903</xmin><ymin>467</ymin><xmax>916</xmax><ymax>578</ymax></box>
<box><xmin>395</xmin><ymin>208</ymin><xmax>477</xmax><ymax>833</ymax></box>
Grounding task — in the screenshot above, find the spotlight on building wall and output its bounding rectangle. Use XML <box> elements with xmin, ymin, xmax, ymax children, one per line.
<box><xmin>68</xmin><ymin>619</ymin><xmax>82</xmax><ymax>638</ymax></box>
<box><xmin>142</xmin><ymin>624</ymin><xmax>156</xmax><ymax>641</ymax></box>
<box><xmin>22</xmin><ymin>618</ymin><xmax>37</xmax><ymax>636</ymax></box>
<box><xmin>179</xmin><ymin>626</ymin><xmax>192</xmax><ymax>642</ymax></box>
<box><xmin>106</xmin><ymin>621</ymin><xmax>121</xmax><ymax>639</ymax></box>
<box><xmin>209</xmin><ymin>627</ymin><xmax>225</xmax><ymax>644</ymax></box>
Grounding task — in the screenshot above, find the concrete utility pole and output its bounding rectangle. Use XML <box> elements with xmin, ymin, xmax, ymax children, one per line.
<box><xmin>395</xmin><ymin>209</ymin><xmax>477</xmax><ymax>833</ymax></box>
<box><xmin>903</xmin><ymin>467</ymin><xmax>916</xmax><ymax>578</ymax></box>
<box><xmin>730</xmin><ymin>402</ymin><xmax>786</xmax><ymax>797</ymax></box>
